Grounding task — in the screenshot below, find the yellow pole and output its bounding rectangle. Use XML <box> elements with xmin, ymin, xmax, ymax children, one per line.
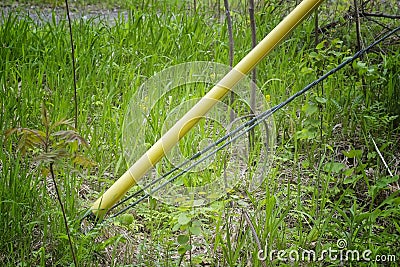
<box><xmin>91</xmin><ymin>0</ymin><xmax>324</xmax><ymax>219</ymax></box>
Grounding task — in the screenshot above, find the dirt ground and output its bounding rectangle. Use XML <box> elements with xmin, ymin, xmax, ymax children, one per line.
<box><xmin>1</xmin><ymin>2</ymin><xmax>129</xmax><ymax>24</ymax></box>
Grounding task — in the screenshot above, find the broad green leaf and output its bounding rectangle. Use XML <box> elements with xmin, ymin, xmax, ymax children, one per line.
<box><xmin>309</xmin><ymin>51</ymin><xmax>319</xmax><ymax>58</ymax></box>
<box><xmin>344</xmin><ymin>168</ymin><xmax>354</xmax><ymax>177</ymax></box>
<box><xmin>178</xmin><ymin>244</ymin><xmax>191</xmax><ymax>255</ymax></box>
<box><xmin>178</xmin><ymin>246</ymin><xmax>187</xmax><ymax>255</ymax></box>
<box><xmin>177</xmin><ymin>213</ymin><xmax>191</xmax><ymax>225</ymax></box>
<box><xmin>189</xmin><ymin>225</ymin><xmax>202</xmax><ymax>235</ymax></box>
<box><xmin>120</xmin><ymin>214</ymin><xmax>134</xmax><ymax>225</ymax></box>
<box><xmin>302</xmin><ymin>103</ymin><xmax>318</xmax><ymax>116</ymax></box>
<box><xmin>316</xmin><ymin>40</ymin><xmax>327</xmax><ymax>50</ymax></box>
<box><xmin>51</xmin><ymin>118</ymin><xmax>74</xmax><ymax>129</ymax></box>
<box><xmin>33</xmin><ymin>149</ymin><xmax>69</xmax><ymax>163</ymax></box>
<box><xmin>307</xmin><ymin>227</ymin><xmax>319</xmax><ymax>242</ymax></box>
<box><xmin>52</xmin><ymin>130</ymin><xmax>88</xmax><ymax>147</ymax></box>
<box><xmin>377</xmin><ymin>191</ymin><xmax>400</xmax><ymax>209</ymax></box>
<box><xmin>393</xmin><ymin>221</ymin><xmax>400</xmax><ymax>233</ymax></box>
<box><xmin>73</xmin><ymin>154</ymin><xmax>97</xmax><ymax>168</ymax></box>
<box><xmin>357</xmin><ymin>61</ymin><xmax>367</xmax><ymax>69</ymax></box>
<box><xmin>191</xmin><ymin>219</ymin><xmax>202</xmax><ymax>227</ymax></box>
<box><xmin>177</xmin><ymin>234</ymin><xmax>189</xmax><ymax>245</ymax></box>
<box><xmin>172</xmin><ymin>223</ymin><xmax>181</xmax><ymax>232</ymax></box>
<box><xmin>376</xmin><ymin>175</ymin><xmax>399</xmax><ymax>189</ymax></box>
<box><xmin>354</xmin><ymin>212</ymin><xmax>372</xmax><ymax>223</ymax></box>
<box><xmin>296</xmin><ymin>128</ymin><xmax>318</xmax><ymax>140</ymax></box>
<box><xmin>315</xmin><ymin>96</ymin><xmax>327</xmax><ymax>104</ymax></box>
<box><xmin>342</xmin><ymin>149</ymin><xmax>362</xmax><ymax>159</ymax></box>
<box><xmin>325</xmin><ymin>144</ymin><xmax>334</xmax><ymax>152</ymax></box>
<box><xmin>323</xmin><ymin>162</ymin><xmax>345</xmax><ymax>173</ymax></box>
<box><xmin>301</xmin><ymin>67</ymin><xmax>314</xmax><ymax>74</ymax></box>
<box><xmin>343</xmin><ymin>175</ymin><xmax>362</xmax><ymax>185</ymax></box>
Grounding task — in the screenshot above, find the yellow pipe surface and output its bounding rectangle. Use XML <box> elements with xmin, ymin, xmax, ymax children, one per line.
<box><xmin>91</xmin><ymin>0</ymin><xmax>324</xmax><ymax>218</ymax></box>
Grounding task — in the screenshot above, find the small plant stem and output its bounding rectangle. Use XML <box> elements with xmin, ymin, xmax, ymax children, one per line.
<box><xmin>361</xmin><ymin>11</ymin><xmax>400</xmax><ymax>19</ymax></box>
<box><xmin>189</xmin><ymin>233</ymin><xmax>193</xmax><ymax>267</ymax></box>
<box><xmin>249</xmin><ymin>0</ymin><xmax>257</xmax><ymax>110</ymax></box>
<box><xmin>314</xmin><ymin>7</ymin><xmax>323</xmax><ymax>218</ymax></box>
<box><xmin>243</xmin><ymin>209</ymin><xmax>267</xmax><ymax>267</ymax></box>
<box><xmin>314</xmin><ymin>7</ymin><xmax>319</xmax><ymax>47</ymax></box>
<box><xmin>223</xmin><ymin>0</ymin><xmax>235</xmax><ymax>123</ymax></box>
<box><xmin>65</xmin><ymin>0</ymin><xmax>78</xmax><ymax>130</ymax></box>
<box><xmin>354</xmin><ymin>0</ymin><xmax>362</xmax><ymax>52</ymax></box>
<box><xmin>353</xmin><ymin>0</ymin><xmax>367</xmax><ymax>100</ymax></box>
<box><xmin>178</xmin><ymin>253</ymin><xmax>184</xmax><ymax>266</ymax></box>
<box><xmin>43</xmin><ymin>104</ymin><xmax>77</xmax><ymax>266</ymax></box>
<box><xmin>217</xmin><ymin>0</ymin><xmax>221</xmax><ymax>19</ymax></box>
<box><xmin>49</xmin><ymin>162</ymin><xmax>78</xmax><ymax>266</ymax></box>
<box><xmin>224</xmin><ymin>0</ymin><xmax>234</xmax><ymax>68</ymax></box>
<box><xmin>248</xmin><ymin>0</ymin><xmax>257</xmax><ymax>150</ymax></box>
<box><xmin>223</xmin><ymin>0</ymin><xmax>235</xmax><ymax>197</ymax></box>
<box><xmin>371</xmin><ymin>135</ymin><xmax>393</xmax><ymax>177</ymax></box>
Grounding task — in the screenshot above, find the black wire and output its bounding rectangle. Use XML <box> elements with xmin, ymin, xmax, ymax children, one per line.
<box><xmin>109</xmin><ymin>25</ymin><xmax>400</xmax><ymax>218</ymax></box>
<box><xmin>109</xmin><ymin>101</ymin><xmax>270</xmax><ymax>211</ymax></box>
<box><xmin>111</xmin><ymin>113</ymin><xmax>270</xmax><ymax>217</ymax></box>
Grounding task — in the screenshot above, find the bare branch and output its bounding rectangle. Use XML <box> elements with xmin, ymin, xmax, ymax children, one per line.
<box><xmin>65</xmin><ymin>0</ymin><xmax>78</xmax><ymax>130</ymax></box>
<box><xmin>361</xmin><ymin>11</ymin><xmax>400</xmax><ymax>19</ymax></box>
<box><xmin>243</xmin><ymin>210</ymin><xmax>267</xmax><ymax>267</ymax></box>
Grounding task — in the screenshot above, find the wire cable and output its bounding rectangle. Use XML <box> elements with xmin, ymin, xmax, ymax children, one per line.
<box><xmin>104</xmin><ymin>25</ymin><xmax>400</xmax><ymax>219</ymax></box>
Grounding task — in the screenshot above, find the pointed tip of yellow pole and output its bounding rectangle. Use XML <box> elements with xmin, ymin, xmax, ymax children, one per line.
<box><xmin>90</xmin><ymin>168</ymin><xmax>137</xmax><ymax>219</ymax></box>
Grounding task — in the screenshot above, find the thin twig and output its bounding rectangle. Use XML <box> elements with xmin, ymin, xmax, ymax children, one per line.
<box><xmin>370</xmin><ymin>135</ymin><xmax>393</xmax><ymax>177</ymax></box>
<box><xmin>370</xmin><ymin>135</ymin><xmax>399</xmax><ymax>192</ymax></box>
<box><xmin>364</xmin><ymin>15</ymin><xmax>395</xmax><ymax>32</ymax></box>
<box><xmin>65</xmin><ymin>0</ymin><xmax>78</xmax><ymax>130</ymax></box>
<box><xmin>224</xmin><ymin>0</ymin><xmax>234</xmax><ymax>68</ymax></box>
<box><xmin>189</xmin><ymin>234</ymin><xmax>193</xmax><ymax>267</ymax></box>
<box><xmin>248</xmin><ymin>0</ymin><xmax>257</xmax><ymax>150</ymax></box>
<box><xmin>361</xmin><ymin>12</ymin><xmax>400</xmax><ymax>20</ymax></box>
<box><xmin>223</xmin><ymin>0</ymin><xmax>235</xmax><ymax>124</ymax></box>
<box><xmin>49</xmin><ymin>163</ymin><xmax>78</xmax><ymax>266</ymax></box>
<box><xmin>248</xmin><ymin>0</ymin><xmax>257</xmax><ymax>109</ymax></box>
<box><xmin>243</xmin><ymin>209</ymin><xmax>267</xmax><ymax>267</ymax></box>
<box><xmin>223</xmin><ymin>0</ymin><xmax>235</xmax><ymax>201</ymax></box>
<box><xmin>43</xmin><ymin>104</ymin><xmax>77</xmax><ymax>265</ymax></box>
<box><xmin>354</xmin><ymin>0</ymin><xmax>362</xmax><ymax>52</ymax></box>
<box><xmin>314</xmin><ymin>7</ymin><xmax>319</xmax><ymax>47</ymax></box>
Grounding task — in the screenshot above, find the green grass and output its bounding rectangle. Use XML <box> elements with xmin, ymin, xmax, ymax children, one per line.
<box><xmin>1</xmin><ymin>1</ymin><xmax>399</xmax><ymax>266</ymax></box>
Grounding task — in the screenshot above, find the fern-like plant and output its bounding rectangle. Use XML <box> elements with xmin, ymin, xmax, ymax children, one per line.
<box><xmin>4</xmin><ymin>103</ymin><xmax>93</xmax><ymax>266</ymax></box>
